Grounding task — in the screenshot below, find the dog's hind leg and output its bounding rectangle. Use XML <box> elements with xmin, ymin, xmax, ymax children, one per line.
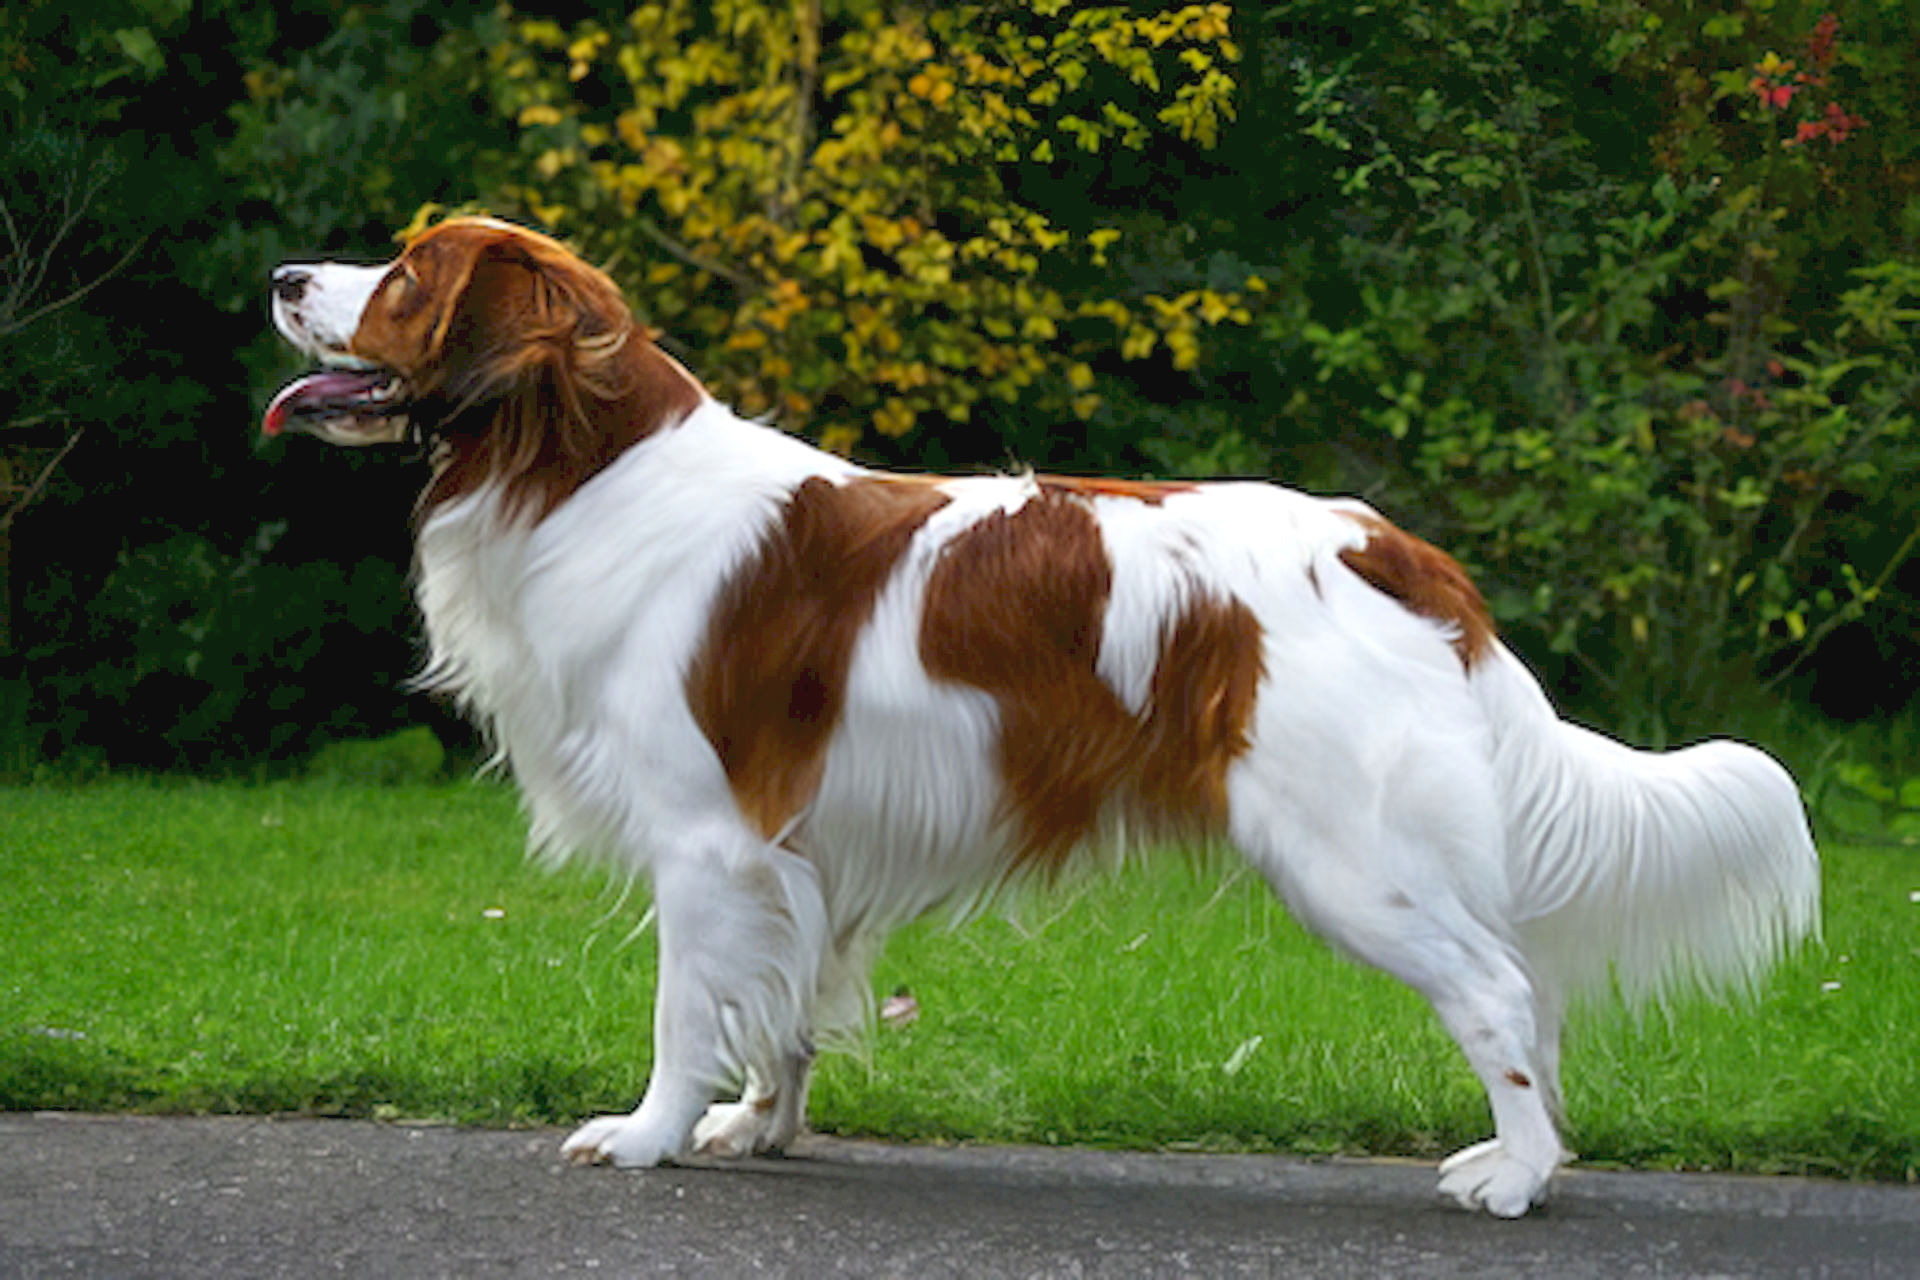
<box><xmin>1228</xmin><ymin>768</ymin><xmax>1567</xmax><ymax>1216</ymax></box>
<box><xmin>562</xmin><ymin>830</ymin><xmax>827</xmax><ymax>1168</ymax></box>
<box><xmin>691</xmin><ymin>1049</ymin><xmax>815</xmax><ymax>1157</ymax></box>
<box><xmin>1423</xmin><ymin>961</ymin><xmax>1568</xmax><ymax>1216</ymax></box>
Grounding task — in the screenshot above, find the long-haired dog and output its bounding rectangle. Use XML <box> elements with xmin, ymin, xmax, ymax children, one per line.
<box><xmin>266</xmin><ymin>217</ymin><xmax>1819</xmax><ymax>1216</ymax></box>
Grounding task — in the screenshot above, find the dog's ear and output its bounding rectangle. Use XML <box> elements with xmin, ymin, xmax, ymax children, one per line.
<box><xmin>434</xmin><ymin>233</ymin><xmax>637</xmax><ymax>417</ymax></box>
<box><xmin>475</xmin><ymin>233</ymin><xmax>633</xmax><ymax>373</ymax></box>
<box><xmin>347</xmin><ymin>226</ymin><xmax>496</xmax><ymax>380</ymax></box>
<box><xmin>415</xmin><ymin>236</ymin><xmax>492</xmax><ymax>370</ymax></box>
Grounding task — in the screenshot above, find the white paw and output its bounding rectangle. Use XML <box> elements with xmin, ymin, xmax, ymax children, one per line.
<box><xmin>1436</xmin><ymin>1139</ymin><xmax>1553</xmax><ymax>1218</ymax></box>
<box><xmin>691</xmin><ymin>1100</ymin><xmax>776</xmax><ymax>1159</ymax></box>
<box><xmin>560</xmin><ymin>1114</ymin><xmax>685</xmax><ymax>1168</ymax></box>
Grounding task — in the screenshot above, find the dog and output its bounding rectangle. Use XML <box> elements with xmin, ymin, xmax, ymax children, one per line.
<box><xmin>265</xmin><ymin>216</ymin><xmax>1820</xmax><ymax>1216</ymax></box>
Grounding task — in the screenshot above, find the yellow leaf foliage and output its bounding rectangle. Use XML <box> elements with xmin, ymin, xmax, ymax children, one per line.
<box><xmin>489</xmin><ymin>0</ymin><xmax>1254</xmax><ymax>454</ymax></box>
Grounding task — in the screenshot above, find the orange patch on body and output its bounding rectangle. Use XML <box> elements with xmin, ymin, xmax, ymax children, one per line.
<box><xmin>921</xmin><ymin>491</ymin><xmax>1134</xmax><ymax>866</ymax></box>
<box><xmin>689</xmin><ymin>477</ymin><xmax>950</xmax><ymax>839</ymax></box>
<box><xmin>1133</xmin><ymin>596</ymin><xmax>1265</xmax><ymax>832</ymax></box>
<box><xmin>1036</xmin><ymin>475</ymin><xmax>1199</xmax><ymax>506</ymax></box>
<box><xmin>1336</xmin><ymin>513</ymin><xmax>1496</xmax><ymax>666</ymax></box>
<box><xmin>921</xmin><ymin>490</ymin><xmax>1265</xmax><ymax>869</ymax></box>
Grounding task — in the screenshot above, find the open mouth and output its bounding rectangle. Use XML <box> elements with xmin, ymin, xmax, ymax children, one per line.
<box><xmin>262</xmin><ymin>365</ymin><xmax>409</xmax><ymax>443</ymax></box>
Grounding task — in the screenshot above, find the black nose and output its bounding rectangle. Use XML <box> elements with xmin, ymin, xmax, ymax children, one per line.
<box><xmin>271</xmin><ymin>266</ymin><xmax>311</xmax><ymax>303</ymax></box>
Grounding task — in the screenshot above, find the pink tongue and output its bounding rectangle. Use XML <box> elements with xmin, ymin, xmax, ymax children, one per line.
<box><xmin>264</xmin><ymin>370</ymin><xmax>386</xmax><ymax>435</ymax></box>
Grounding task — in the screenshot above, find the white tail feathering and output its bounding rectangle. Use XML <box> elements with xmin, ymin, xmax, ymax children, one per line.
<box><xmin>1476</xmin><ymin>646</ymin><xmax>1822</xmax><ymax>1007</ymax></box>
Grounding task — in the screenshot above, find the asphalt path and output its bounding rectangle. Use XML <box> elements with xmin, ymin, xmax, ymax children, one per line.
<box><xmin>1</xmin><ymin>1112</ymin><xmax>1914</xmax><ymax>1278</ymax></box>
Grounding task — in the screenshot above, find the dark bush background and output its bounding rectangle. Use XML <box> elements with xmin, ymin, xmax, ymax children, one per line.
<box><xmin>3</xmin><ymin>0</ymin><xmax>1915</xmax><ymax>776</ymax></box>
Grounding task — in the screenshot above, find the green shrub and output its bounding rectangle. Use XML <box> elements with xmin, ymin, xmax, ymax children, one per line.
<box><xmin>306</xmin><ymin>727</ymin><xmax>448</xmax><ymax>786</ymax></box>
<box><xmin>1236</xmin><ymin>1</ymin><xmax>1920</xmax><ymax>724</ymax></box>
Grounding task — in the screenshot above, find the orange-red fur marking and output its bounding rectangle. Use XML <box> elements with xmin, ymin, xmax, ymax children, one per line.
<box><xmin>689</xmin><ymin>477</ymin><xmax>950</xmax><ymax>839</ymax></box>
<box><xmin>920</xmin><ymin>492</ymin><xmax>1135</xmax><ymax>866</ymax></box>
<box><xmin>1337</xmin><ymin>513</ymin><xmax>1495</xmax><ymax>666</ymax></box>
<box><xmin>920</xmin><ymin>491</ymin><xmax>1264</xmax><ymax>868</ymax></box>
<box><xmin>1036</xmin><ymin>475</ymin><xmax>1199</xmax><ymax>506</ymax></box>
<box><xmin>1134</xmin><ymin>595</ymin><xmax>1265</xmax><ymax>831</ymax></box>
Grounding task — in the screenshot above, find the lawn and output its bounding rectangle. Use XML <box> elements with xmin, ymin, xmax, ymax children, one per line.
<box><xmin>3</xmin><ymin>777</ymin><xmax>1916</xmax><ymax>1180</ymax></box>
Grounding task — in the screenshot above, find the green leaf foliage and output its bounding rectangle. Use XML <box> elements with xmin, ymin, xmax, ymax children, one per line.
<box><xmin>5</xmin><ymin>0</ymin><xmax>1920</xmax><ymax>770</ymax></box>
<box><xmin>1224</xmin><ymin>0</ymin><xmax>1920</xmax><ymax>723</ymax></box>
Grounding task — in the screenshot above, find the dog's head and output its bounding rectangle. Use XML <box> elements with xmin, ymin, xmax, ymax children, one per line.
<box><xmin>265</xmin><ymin>217</ymin><xmax>702</xmax><ymax>518</ymax></box>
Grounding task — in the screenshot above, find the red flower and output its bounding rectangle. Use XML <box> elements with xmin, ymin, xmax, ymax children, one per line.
<box><xmin>1788</xmin><ymin>102</ymin><xmax>1869</xmax><ymax>148</ymax></box>
<box><xmin>1750</xmin><ymin>77</ymin><xmax>1798</xmax><ymax>110</ymax></box>
<box><xmin>1807</xmin><ymin>14</ymin><xmax>1840</xmax><ymax>70</ymax></box>
<box><xmin>1821</xmin><ymin>101</ymin><xmax>1867</xmax><ymax>143</ymax></box>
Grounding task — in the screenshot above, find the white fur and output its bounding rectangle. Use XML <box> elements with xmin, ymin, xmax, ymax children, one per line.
<box><xmin>271</xmin><ymin>261</ymin><xmax>389</xmax><ymax>363</ymax></box>
<box><xmin>405</xmin><ymin>415</ymin><xmax>1818</xmax><ymax>1217</ymax></box>
<box><xmin>272</xmin><ymin>256</ymin><xmax>1822</xmax><ymax>1216</ymax></box>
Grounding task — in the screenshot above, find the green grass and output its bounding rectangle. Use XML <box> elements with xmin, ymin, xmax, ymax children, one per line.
<box><xmin>3</xmin><ymin>778</ymin><xmax>1916</xmax><ymax>1180</ymax></box>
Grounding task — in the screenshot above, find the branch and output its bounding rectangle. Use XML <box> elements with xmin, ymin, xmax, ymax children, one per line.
<box><xmin>1</xmin><ymin>424</ymin><xmax>86</xmax><ymax>533</ymax></box>
<box><xmin>1510</xmin><ymin>160</ymin><xmax>1562</xmax><ymax>407</ymax></box>
<box><xmin>772</xmin><ymin>0</ymin><xmax>821</xmax><ymax>227</ymax></box>
<box><xmin>0</xmin><ymin>191</ymin><xmax>29</xmax><ymax>324</ymax></box>
<box><xmin>0</xmin><ymin>186</ymin><xmax>22</xmax><ymax>276</ymax></box>
<box><xmin>1</xmin><ymin>411</ymin><xmax>70</xmax><ymax>431</ymax></box>
<box><xmin>1762</xmin><ymin>517</ymin><xmax>1920</xmax><ymax>695</ymax></box>
<box><xmin>633</xmin><ymin>216</ymin><xmax>757</xmax><ymax>292</ymax></box>
<box><xmin>0</xmin><ymin>142</ymin><xmax>125</xmax><ymax>333</ymax></box>
<box><xmin>0</xmin><ymin>233</ymin><xmax>148</xmax><ymax>339</ymax></box>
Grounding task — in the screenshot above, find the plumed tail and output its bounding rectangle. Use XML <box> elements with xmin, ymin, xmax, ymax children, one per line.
<box><xmin>1474</xmin><ymin>647</ymin><xmax>1821</xmax><ymax>1007</ymax></box>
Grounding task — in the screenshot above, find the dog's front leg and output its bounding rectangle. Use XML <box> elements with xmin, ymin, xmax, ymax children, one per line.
<box><xmin>562</xmin><ymin>831</ymin><xmax>826</xmax><ymax>1168</ymax></box>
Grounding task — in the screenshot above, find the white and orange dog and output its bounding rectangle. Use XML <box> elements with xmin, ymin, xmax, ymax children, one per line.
<box><xmin>266</xmin><ymin>217</ymin><xmax>1819</xmax><ymax>1216</ymax></box>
